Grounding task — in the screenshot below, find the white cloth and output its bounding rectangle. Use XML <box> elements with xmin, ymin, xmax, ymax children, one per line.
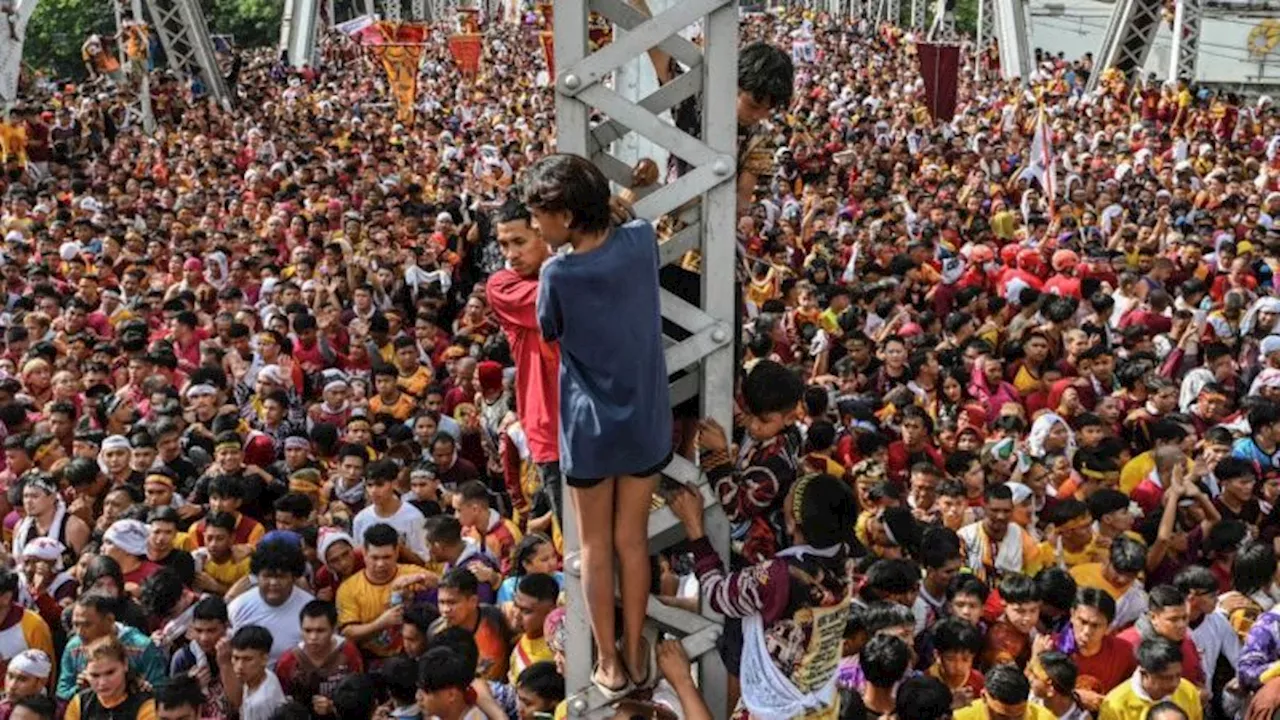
<box><xmin>228</xmin><ymin>587</ymin><xmax>314</xmax><ymax>668</ymax></box>
<box><xmin>351</xmin><ymin>501</ymin><xmax>429</xmax><ymax>560</ymax></box>
<box><xmin>12</xmin><ymin>503</ymin><xmax>68</xmax><ymax>566</ymax></box>
<box><xmin>958</xmin><ymin>521</ymin><xmax>1026</xmax><ymax>580</ymax></box>
<box><xmin>739</xmin><ymin>610</ymin><xmax>840</xmax><ymax>720</ymax></box>
<box><xmin>240</xmin><ymin>669</ymin><xmax>287</xmax><ymax>720</ymax></box>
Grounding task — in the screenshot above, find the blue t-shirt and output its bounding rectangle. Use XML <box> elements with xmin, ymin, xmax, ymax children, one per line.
<box><xmin>537</xmin><ymin>219</ymin><xmax>672</xmax><ymax>479</ymax></box>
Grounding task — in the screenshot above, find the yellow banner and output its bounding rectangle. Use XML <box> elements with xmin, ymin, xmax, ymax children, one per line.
<box><xmin>369</xmin><ymin>44</ymin><xmax>423</xmax><ymax>124</ymax></box>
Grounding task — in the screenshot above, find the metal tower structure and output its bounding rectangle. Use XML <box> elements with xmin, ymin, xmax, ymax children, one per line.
<box><xmin>1087</xmin><ymin>0</ymin><xmax>1163</xmax><ymax>89</ymax></box>
<box><xmin>928</xmin><ymin>0</ymin><xmax>955</xmax><ymax>39</ymax></box>
<box><xmin>1168</xmin><ymin>0</ymin><xmax>1201</xmax><ymax>81</ymax></box>
<box><xmin>552</xmin><ymin>0</ymin><xmax>735</xmax><ymax>716</ymax></box>
<box><xmin>0</xmin><ymin>0</ymin><xmax>38</xmax><ymax>103</ymax></box>
<box><xmin>973</xmin><ymin>0</ymin><xmax>1030</xmax><ymax>82</ymax></box>
<box><xmin>144</xmin><ymin>0</ymin><xmax>232</xmax><ymax>109</ymax></box>
<box><xmin>113</xmin><ymin>0</ymin><xmax>156</xmax><ymax>132</ymax></box>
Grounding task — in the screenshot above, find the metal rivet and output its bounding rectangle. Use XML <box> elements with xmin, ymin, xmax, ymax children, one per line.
<box><xmin>713</xmin><ymin>157</ymin><xmax>731</xmax><ymax>176</ymax></box>
<box><xmin>564</xmin><ymin>74</ymin><xmax>581</xmax><ymax>89</ymax></box>
<box><xmin>711</xmin><ymin>328</ymin><xmax>728</xmax><ymax>343</ymax></box>
<box><xmin>570</xmin><ymin>556</ymin><xmax>582</xmax><ymax>574</ymax></box>
<box><xmin>571</xmin><ymin>699</ymin><xmax>587</xmax><ymax>713</ymax></box>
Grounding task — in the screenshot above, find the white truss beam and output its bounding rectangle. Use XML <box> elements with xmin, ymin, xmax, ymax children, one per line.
<box><xmin>283</xmin><ymin>0</ymin><xmax>320</xmax><ymax>67</ymax></box>
<box><xmin>977</xmin><ymin>0</ymin><xmax>1030</xmax><ymax>83</ymax></box>
<box><xmin>1169</xmin><ymin>0</ymin><xmax>1200</xmax><ymax>81</ymax></box>
<box><xmin>553</xmin><ymin>0</ymin><xmax>735</xmax><ymax>715</ymax></box>
<box><xmin>1088</xmin><ymin>0</ymin><xmax>1162</xmax><ymax>90</ymax></box>
<box><xmin>928</xmin><ymin>0</ymin><xmax>955</xmax><ymax>40</ymax></box>
<box><xmin>0</xmin><ymin>0</ymin><xmax>38</xmax><ymax>103</ymax></box>
<box><xmin>144</xmin><ymin>0</ymin><xmax>232</xmax><ymax>110</ymax></box>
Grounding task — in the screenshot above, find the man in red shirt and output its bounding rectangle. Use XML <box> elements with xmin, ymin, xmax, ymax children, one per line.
<box><xmin>1116</xmin><ymin>585</ymin><xmax>1204</xmax><ymax>686</ymax></box>
<box><xmin>486</xmin><ymin>197</ymin><xmax>562</xmax><ymax>520</ymax></box>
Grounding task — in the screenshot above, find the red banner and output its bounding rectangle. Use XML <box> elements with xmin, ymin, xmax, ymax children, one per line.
<box><xmin>449</xmin><ymin>33</ymin><xmax>483</xmax><ymax>75</ymax></box>
<box><xmin>539</xmin><ymin>31</ymin><xmax>554</xmax><ymax>78</ymax></box>
<box><xmin>917</xmin><ymin>42</ymin><xmax>960</xmax><ymax>122</ymax></box>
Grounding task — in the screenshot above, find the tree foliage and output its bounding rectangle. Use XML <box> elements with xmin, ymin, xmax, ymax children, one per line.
<box><xmin>23</xmin><ymin>0</ymin><xmax>282</xmax><ymax>79</ymax></box>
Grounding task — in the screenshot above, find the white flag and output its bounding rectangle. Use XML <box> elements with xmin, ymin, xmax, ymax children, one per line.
<box><xmin>1027</xmin><ymin>108</ymin><xmax>1057</xmax><ymax>208</ymax></box>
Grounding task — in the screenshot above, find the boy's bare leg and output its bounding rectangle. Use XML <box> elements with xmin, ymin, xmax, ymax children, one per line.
<box><xmin>572</xmin><ymin>480</ymin><xmax>626</xmax><ymax>689</ymax></box>
<box><xmin>616</xmin><ymin>473</ymin><xmax>659</xmax><ymax>683</ymax></box>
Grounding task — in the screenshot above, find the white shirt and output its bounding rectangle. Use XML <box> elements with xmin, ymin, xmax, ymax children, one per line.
<box><xmin>352</xmin><ymin>500</ymin><xmax>429</xmax><ymax>560</ymax></box>
<box><xmin>1191</xmin><ymin>610</ymin><xmax>1240</xmax><ymax>690</ymax></box>
<box><xmin>240</xmin><ymin>669</ymin><xmax>287</xmax><ymax>720</ymax></box>
<box><xmin>228</xmin><ymin>587</ymin><xmax>314</xmax><ymax>667</ymax></box>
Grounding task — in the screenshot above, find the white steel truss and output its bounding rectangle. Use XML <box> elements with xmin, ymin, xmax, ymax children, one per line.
<box><xmin>144</xmin><ymin>0</ymin><xmax>232</xmax><ymax>109</ymax></box>
<box><xmin>1169</xmin><ymin>0</ymin><xmax>1201</xmax><ymax>81</ymax></box>
<box><xmin>1088</xmin><ymin>0</ymin><xmax>1163</xmax><ymax>89</ymax></box>
<box><xmin>972</xmin><ymin>0</ymin><xmax>1030</xmax><ymax>82</ymax></box>
<box><xmin>928</xmin><ymin>0</ymin><xmax>955</xmax><ymax>40</ymax></box>
<box><xmin>0</xmin><ymin>0</ymin><xmax>38</xmax><ymax>103</ymax></box>
<box><xmin>112</xmin><ymin>0</ymin><xmax>156</xmax><ymax>132</ymax></box>
<box><xmin>910</xmin><ymin>0</ymin><xmax>925</xmax><ymax>30</ymax></box>
<box><xmin>552</xmin><ymin>0</ymin><xmax>735</xmax><ymax>715</ymax></box>
<box><xmin>282</xmin><ymin>0</ymin><xmax>321</xmax><ymax>67</ymax></box>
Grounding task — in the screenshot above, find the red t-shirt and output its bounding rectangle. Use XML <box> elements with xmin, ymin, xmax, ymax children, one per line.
<box><xmin>123</xmin><ymin>560</ymin><xmax>163</xmax><ymax>588</ymax></box>
<box><xmin>486</xmin><ymin>269</ymin><xmax>561</xmax><ymax>464</ymax></box>
<box><xmin>1115</xmin><ymin>626</ymin><xmax>1204</xmax><ymax>686</ymax></box>
<box><xmin>1070</xmin><ymin>634</ymin><xmax>1137</xmax><ymax>694</ymax></box>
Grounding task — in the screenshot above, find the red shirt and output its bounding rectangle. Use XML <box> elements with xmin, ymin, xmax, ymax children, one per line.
<box><xmin>123</xmin><ymin>560</ymin><xmax>162</xmax><ymax>588</ymax></box>
<box><xmin>487</xmin><ymin>269</ymin><xmax>560</xmax><ymax>464</ymax></box>
<box><xmin>1070</xmin><ymin>634</ymin><xmax>1137</xmax><ymax>694</ymax></box>
<box><xmin>1116</xmin><ymin>626</ymin><xmax>1204</xmax><ymax>686</ymax></box>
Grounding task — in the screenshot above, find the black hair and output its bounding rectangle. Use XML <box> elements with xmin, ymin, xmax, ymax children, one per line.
<box><xmin>378</xmin><ymin>656</ymin><xmax>421</xmax><ymax>705</ymax></box>
<box><xmin>1232</xmin><ymin>543</ymin><xmax>1278</xmax><ymax>596</ymax></box>
<box><xmin>520</xmin><ymin>154</ymin><xmax>612</xmax><ymax>234</ymax></box>
<box><xmin>516</xmin><ymin>573</ymin><xmax>560</xmax><ymax>604</ymax></box>
<box><xmin>999</xmin><ymin>572</ymin><xmax>1040</xmax><ymax>605</ymax></box>
<box><xmin>1110</xmin><ymin>537</ymin><xmax>1148</xmax><ymax>575</ymax></box>
<box><xmin>207</xmin><ymin>475</ymin><xmax>244</xmax><ymax>500</ymax></box>
<box><xmin>429</xmin><ymin>626</ymin><xmax>480</xmax><ymax>677</ymax></box>
<box><xmin>986</xmin><ymin>664</ymin><xmax>1031</xmax><ymax>705</ymax></box>
<box><xmin>405</xmin><ymin>604</ymin><xmax>439</xmax><ymax>635</ymax></box>
<box><xmin>439</xmin><ymin>567</ymin><xmax>479</xmax><ymax>596</ymax></box>
<box><xmin>862</xmin><ymin>601</ymin><xmax>916</xmax><ymax>634</ymax></box>
<box><xmin>517</xmin><ymin>661</ymin><xmax>565</xmax><ymax>703</ymax></box>
<box><xmin>155</xmin><ymin>675</ymin><xmax>207</xmax><ymax>713</ymax></box>
<box><xmin>742</xmin><ymin>360</ymin><xmax>805</xmax><ymax>416</ymax></box>
<box><xmin>1035</xmin><ymin>567</ymin><xmax>1078</xmax><ymax>612</ymax></box>
<box><xmin>273</xmin><ymin>493</ymin><xmax>313</xmax><ymax>519</ymax></box>
<box><xmin>932</xmin><ymin>616</ymin><xmax>982</xmax><ymax>655</ymax></box>
<box><xmin>418</xmin><ymin>645</ymin><xmax>474</xmax><ymax>693</ymax></box>
<box><xmin>1147</xmin><ymin>585</ymin><xmax>1187</xmax><ymax>613</ymax></box>
<box><xmin>1038</xmin><ymin>651</ymin><xmax>1079</xmax><ymax>695</ymax></box>
<box><xmin>367</xmin><ymin>458</ymin><xmax>399</xmax><ymax>484</ymax></box>
<box><xmin>1148</xmin><ymin>701</ymin><xmax>1191</xmax><ymax>720</ymax></box>
<box><xmin>300</xmin><ymin>600</ymin><xmax>338</xmax><ymax>626</ymax></box>
<box><xmin>76</xmin><ymin>592</ymin><xmax>119</xmax><ymax>618</ymax></box>
<box><xmin>893</xmin><ymin>676</ymin><xmax>952</xmax><ymax>720</ymax></box>
<box><xmin>192</xmin><ymin>595</ymin><xmax>229</xmax><ymax>623</ymax></box>
<box><xmin>1136</xmin><ymin>637</ymin><xmax>1183</xmax><ymax>673</ymax></box>
<box><xmin>985</xmin><ymin>484</ymin><xmax>1013</xmax><ymax>503</ymax></box>
<box><xmin>250</xmin><ymin>539</ymin><xmax>307</xmax><ymax>577</ymax></box>
<box><xmin>205</xmin><ymin>510</ymin><xmax>238</xmax><ymax>534</ymax></box>
<box><xmin>738</xmin><ymin>42</ymin><xmax>794</xmax><ymax>109</ymax></box>
<box><xmin>860</xmin><ymin>633</ymin><xmax>911</xmax><ymax>688</ymax></box>
<box><xmin>230</xmin><ymin>625</ymin><xmax>273</xmax><ymax>653</ymax></box>
<box><xmin>861</xmin><ymin>559</ymin><xmax>920</xmax><ymax>602</ymax></box>
<box><xmin>494</xmin><ymin>196</ymin><xmax>532</xmax><ymax>225</ymax></box>
<box><xmin>947</xmin><ymin>574</ymin><xmax>990</xmax><ymax>603</ymax></box>
<box><xmin>425</xmin><ymin>515</ymin><xmax>463</xmax><ymax>544</ymax></box>
<box><xmin>1074</xmin><ymin>586</ymin><xmax>1117</xmax><ymax>622</ymax></box>
<box><xmin>1216</xmin><ymin>457</ymin><xmax>1258</xmax><ymax>484</ymax></box>
<box><xmin>267</xmin><ymin>702</ymin><xmax>311</xmax><ymax>720</ymax></box>
<box><xmin>333</xmin><ymin>674</ymin><xmax>379</xmax><ymax>720</ymax></box>
<box><xmin>363</xmin><ymin>522</ymin><xmax>400</xmax><ymax>549</ymax></box>
<box><xmin>918</xmin><ymin>527</ymin><xmax>961</xmax><ymax>570</ymax></box>
<box><xmin>511</xmin><ymin>533</ymin><xmax>553</xmax><ymax>578</ymax></box>
<box><xmin>139</xmin><ymin>568</ymin><xmax>186</xmax><ymax>618</ymax></box>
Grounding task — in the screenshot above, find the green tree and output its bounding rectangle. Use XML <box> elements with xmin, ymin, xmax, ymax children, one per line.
<box><xmin>25</xmin><ymin>0</ymin><xmax>114</xmax><ymax>78</ymax></box>
<box><xmin>955</xmin><ymin>0</ymin><xmax>977</xmax><ymax>34</ymax></box>
<box><xmin>203</xmin><ymin>0</ymin><xmax>282</xmax><ymax>50</ymax></box>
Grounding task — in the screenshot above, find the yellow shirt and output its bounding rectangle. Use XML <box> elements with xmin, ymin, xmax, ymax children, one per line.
<box><xmin>370</xmin><ymin>392</ymin><xmax>417</xmax><ymax>422</ymax></box>
<box><xmin>508</xmin><ymin>633</ymin><xmax>553</xmax><ymax>685</ymax></box>
<box><xmin>65</xmin><ymin>695</ymin><xmax>156</xmax><ymax>720</ymax></box>
<box><xmin>336</xmin><ymin>564</ymin><xmax>426</xmax><ymax>658</ymax></box>
<box><xmin>1098</xmin><ymin>676</ymin><xmax>1202</xmax><ymax>720</ymax></box>
<box><xmin>174</xmin><ymin>532</ymin><xmax>197</xmax><ymax>552</ymax></box>
<box><xmin>1037</xmin><ymin>539</ymin><xmax>1095</xmax><ymax>570</ymax></box>
<box><xmin>204</xmin><ymin>554</ymin><xmax>251</xmax><ymax>589</ymax></box>
<box><xmin>1121</xmin><ymin>452</ymin><xmax>1194</xmax><ymax>495</ymax></box>
<box><xmin>397</xmin><ymin>366</ymin><xmax>434</xmax><ymax>398</ymax></box>
<box><xmin>954</xmin><ymin>699</ymin><xmax>1057</xmax><ymax>720</ymax></box>
<box><xmin>1070</xmin><ymin>563</ymin><xmax>1134</xmax><ymax>601</ymax></box>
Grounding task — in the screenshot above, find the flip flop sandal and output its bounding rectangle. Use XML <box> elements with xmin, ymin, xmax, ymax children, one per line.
<box><xmin>627</xmin><ymin>624</ymin><xmax>661</xmax><ymax>690</ymax></box>
<box><xmin>591</xmin><ymin>667</ymin><xmax>632</xmax><ymax>702</ymax></box>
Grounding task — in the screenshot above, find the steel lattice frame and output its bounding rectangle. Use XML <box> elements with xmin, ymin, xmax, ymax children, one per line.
<box><xmin>144</xmin><ymin>0</ymin><xmax>231</xmax><ymax>109</ymax></box>
<box><xmin>910</xmin><ymin>0</ymin><xmax>925</xmax><ymax>31</ymax></box>
<box><xmin>0</xmin><ymin>0</ymin><xmax>38</xmax><ymax>103</ymax></box>
<box><xmin>971</xmin><ymin>0</ymin><xmax>1029</xmax><ymax>82</ymax></box>
<box><xmin>1170</xmin><ymin>0</ymin><xmax>1201</xmax><ymax>81</ymax></box>
<box><xmin>1088</xmin><ymin>0</ymin><xmax>1163</xmax><ymax>89</ymax></box>
<box><xmin>114</xmin><ymin>0</ymin><xmax>156</xmax><ymax>131</ymax></box>
<box><xmin>552</xmin><ymin>0</ymin><xmax>735</xmax><ymax>716</ymax></box>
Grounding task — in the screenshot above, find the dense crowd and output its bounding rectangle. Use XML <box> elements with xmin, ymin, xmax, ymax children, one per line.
<box><xmin>0</xmin><ymin>4</ymin><xmax>1278</xmax><ymax>720</ymax></box>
